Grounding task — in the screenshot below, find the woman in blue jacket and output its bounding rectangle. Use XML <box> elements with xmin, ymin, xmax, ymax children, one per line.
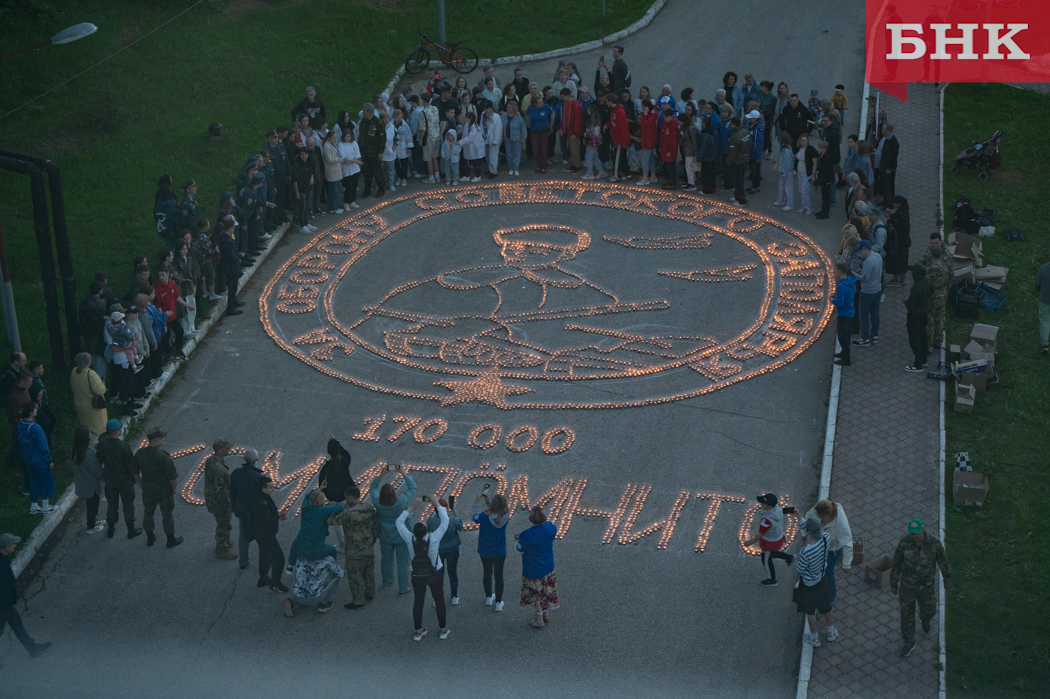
<box><xmin>517</xmin><ymin>505</ymin><xmax>558</xmax><ymax>629</ymax></box>
<box><xmin>287</xmin><ymin>488</ymin><xmax>344</xmax><ymax>566</ymax></box>
<box><xmin>370</xmin><ymin>464</ymin><xmax>417</xmax><ymax>595</ymax></box>
<box><xmin>472</xmin><ymin>490</ymin><xmax>510</xmax><ymax>611</ymax></box>
<box><xmin>18</xmin><ymin>403</ymin><xmax>56</xmax><ymax>515</ymax></box>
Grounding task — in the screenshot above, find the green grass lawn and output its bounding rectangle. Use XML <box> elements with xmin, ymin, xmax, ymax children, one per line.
<box><xmin>942</xmin><ymin>83</ymin><xmax>1050</xmax><ymax>694</ymax></box>
<box><xmin>0</xmin><ymin>0</ymin><xmax>652</xmax><ymax>543</ymax></box>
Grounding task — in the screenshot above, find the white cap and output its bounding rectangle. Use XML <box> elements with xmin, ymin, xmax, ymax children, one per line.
<box><xmin>110</xmin><ymin>311</ymin><xmax>125</xmax><ymax>322</ymax></box>
<box><xmin>746</xmin><ymin>110</ymin><xmax>761</xmax><ymax>119</ymax></box>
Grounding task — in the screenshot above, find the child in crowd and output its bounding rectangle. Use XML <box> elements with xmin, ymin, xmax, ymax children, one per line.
<box><xmin>193</xmin><ymin>219</ymin><xmax>220</xmax><ymax>300</ymax></box>
<box><xmin>831</xmin><ymin>84</ymin><xmax>849</xmax><ymax>115</ymax></box>
<box><xmin>582</xmin><ymin>103</ymin><xmax>606</xmax><ymax>180</ymax></box>
<box><xmin>179</xmin><ymin>275</ymin><xmax>197</xmax><ymax>339</ymax></box>
<box><xmin>440</xmin><ymin>129</ymin><xmax>461</xmax><ymax>185</ymax></box>
<box><xmin>106</xmin><ymin>311</ymin><xmax>139</xmax><ymax>368</ymax></box>
<box><xmin>808</xmin><ymin>89</ymin><xmax>822</xmax><ymax>117</ymax></box>
<box><xmin>774</xmin><ymin>133</ymin><xmax>797</xmax><ymax>211</ymax></box>
<box><xmin>153</xmin><ymin>264</ymin><xmax>187</xmax><ymax>360</ymax></box>
<box><xmin>638</xmin><ymin>100</ymin><xmax>658</xmax><ymax>185</ymax></box>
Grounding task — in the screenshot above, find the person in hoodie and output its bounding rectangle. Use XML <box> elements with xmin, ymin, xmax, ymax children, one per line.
<box><xmin>831</xmin><ymin>262</ymin><xmax>856</xmax><ymax>367</ymax></box>
<box><xmin>472</xmin><ymin>490</ymin><xmax>511</xmax><ymax>611</ymax></box>
<box><xmin>657</xmin><ymin>109</ymin><xmax>680</xmax><ymax>190</ymax></box>
<box><xmin>903</xmin><ymin>263</ymin><xmax>931</xmax><ymax>373</ymax></box>
<box><xmin>604</xmin><ymin>94</ymin><xmax>630</xmax><ymax>181</ymax></box>
<box><xmin>742</xmin><ymin>493</ymin><xmax>794</xmax><ymax>587</ymax></box>
<box><xmin>440</xmin><ymin>128</ymin><xmax>462</xmax><ymax>185</ymax></box>
<box><xmin>427</xmin><ymin>495</ymin><xmax>464</xmax><ymax>606</ymax></box>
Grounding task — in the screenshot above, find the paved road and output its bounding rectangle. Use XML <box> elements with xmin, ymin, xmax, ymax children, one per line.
<box><xmin>0</xmin><ymin>2</ymin><xmax>866</xmax><ymax>697</ymax></box>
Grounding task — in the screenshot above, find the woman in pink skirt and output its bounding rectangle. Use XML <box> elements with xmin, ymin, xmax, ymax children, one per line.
<box><xmin>516</xmin><ymin>505</ymin><xmax>558</xmax><ymax>629</ymax></box>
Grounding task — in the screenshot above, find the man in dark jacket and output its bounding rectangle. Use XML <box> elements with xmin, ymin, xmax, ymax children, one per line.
<box><xmin>290</xmin><ymin>86</ymin><xmax>325</xmax><ymax>123</ymax></box>
<box><xmin>903</xmin><ymin>264</ymin><xmax>931</xmax><ymax>372</ymax></box>
<box><xmin>0</xmin><ymin>533</ymin><xmax>51</xmax><ymax>663</ymax></box>
<box><xmin>358</xmin><ymin>104</ymin><xmax>387</xmax><ymax>198</ymax></box>
<box><xmin>318</xmin><ymin>435</ymin><xmax>354</xmax><ymax>503</ymax></box>
<box><xmin>874</xmin><ymin>122</ymin><xmax>899</xmax><ymax>203</ymax></box>
<box><xmin>778</xmin><ymin>94</ymin><xmax>812</xmax><ymax>152</ymax></box>
<box><xmin>249</xmin><ymin>477</ymin><xmax>288</xmax><ymax>592</ymax></box>
<box><xmin>230</xmin><ymin>449</ymin><xmax>265</xmax><ymax>569</ymax></box>
<box><xmin>94</xmin><ymin>419</ymin><xmax>141</xmax><ymax>539</ymax></box>
<box><xmin>0</xmin><ymin>351</ymin><xmax>26</xmax><ymax>401</ymax></box>
<box><xmin>815</xmin><ymin>141</ymin><xmax>837</xmax><ymax>219</ymax></box>
<box><xmin>133</xmin><ymin>426</ymin><xmax>183</xmax><ymax>548</ymax></box>
<box><xmin>217</xmin><ymin>220</ymin><xmax>244</xmax><ymax>317</ymax></box>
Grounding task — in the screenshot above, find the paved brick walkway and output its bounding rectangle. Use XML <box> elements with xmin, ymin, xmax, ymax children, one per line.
<box><xmin>807</xmin><ymin>83</ymin><xmax>944</xmax><ymax>699</ymax></box>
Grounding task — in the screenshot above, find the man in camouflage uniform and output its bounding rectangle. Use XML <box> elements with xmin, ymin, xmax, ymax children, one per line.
<box><xmin>132</xmin><ymin>426</ymin><xmax>183</xmax><ymax>549</ymax></box>
<box><xmin>890</xmin><ymin>518</ymin><xmax>951</xmax><ymax>658</ymax></box>
<box><xmin>95</xmin><ymin>418</ymin><xmax>142</xmax><ymax>540</ymax></box>
<box><xmin>327</xmin><ymin>484</ymin><xmax>379</xmax><ymax>609</ymax></box>
<box><xmin>358</xmin><ymin>103</ymin><xmax>387</xmax><ymax>198</ymax></box>
<box><xmin>923</xmin><ymin>245</ymin><xmax>952</xmax><ymax>350</ymax></box>
<box><xmin>204</xmin><ymin>438</ymin><xmax>238</xmax><ymax>561</ymax></box>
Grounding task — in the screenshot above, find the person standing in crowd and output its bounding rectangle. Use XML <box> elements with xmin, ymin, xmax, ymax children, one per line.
<box><xmin>337</xmin><ymin>126</ymin><xmax>362</xmax><ymax>211</ymax></box>
<box><xmin>832</xmin><ymin>262</ymin><xmax>856</xmax><ymax>367</ymax></box>
<box><xmin>472</xmin><ymin>489</ymin><xmax>511</xmax><ymax>611</ymax></box>
<box><xmin>95</xmin><ymin>418</ymin><xmax>141</xmax><ymax>540</ymax></box>
<box><xmin>204</xmin><ymin>437</ymin><xmax>239</xmax><ymax>561</ymax></box>
<box><xmin>71</xmin><ymin>425</ymin><xmax>105</xmax><ymax>534</ymax></box>
<box><xmin>0</xmin><ymin>533</ymin><xmax>52</xmax><ymax>661</ymax></box>
<box><xmin>379</xmin><ymin>111</ymin><xmax>398</xmax><ymax>192</ymax></box>
<box><xmin>1035</xmin><ymin>248</ymin><xmax>1050</xmax><ymax>354</ymax></box>
<box><xmin>795</xmin><ymin>134</ymin><xmax>819</xmax><ymax>215</ymax></box>
<box><xmin>726</xmin><ymin>117</ymin><xmax>751</xmax><ymax>205</ymax></box>
<box><xmin>358</xmin><ymin>104</ymin><xmax>387</xmax><ymax>198</ymax></box>
<box><xmin>517</xmin><ymin>504</ymin><xmax>559</xmax><ymax>629</ymax></box>
<box><xmin>397</xmin><ymin>497</ymin><xmax>450</xmax><ymax>641</ymax></box>
<box><xmin>818</xmin><ymin>115</ymin><xmax>841</xmax><ymax>204</ymax></box>
<box><xmin>440</xmin><ymin>129</ymin><xmax>461</xmax><ymax>185</ymax></box>
<box><xmin>132</xmin><ymin>426</ymin><xmax>183</xmax><ymax>548</ymax></box>
<box><xmin>70</xmin><ymin>352</ymin><xmax>107</xmax><ymax>437</ymax></box>
<box><xmin>459</xmin><ymin>112</ymin><xmax>484</xmax><ymax>182</ymax></box>
<box><xmin>925</xmin><ymin>247</ymin><xmax>951</xmax><ymax>351</ymax></box>
<box><xmin>697</xmin><ymin>115</ymin><xmax>718</xmax><ymax>194</ymax></box>
<box><xmin>742</xmin><ymin>493</ymin><xmax>795</xmax><ymax>586</ymax></box>
<box><xmin>230</xmin><ymin>448</ymin><xmax>265</xmax><ymax>569</ymax></box>
<box><xmin>773</xmin><ymin>133</ymin><xmax>796</xmax><ymax>210</ymax></box>
<box><xmin>852</xmin><ymin>240</ymin><xmax>883</xmax><ymax>346</ymax></box>
<box><xmin>18</xmin><ymin>403</ymin><xmax>56</xmax><ymax>515</ymax></box>
<box><xmin>321</xmin><ymin>130</ymin><xmax>344</xmax><ymax>214</ymax></box>
<box><xmin>873</xmin><ymin>122</ymin><xmax>899</xmax><ymax>203</ymax></box>
<box><xmin>903</xmin><ymin>264</ymin><xmax>931</xmax><ymax>373</ymax></box>
<box><xmin>504</xmin><ymin>100</ymin><xmax>526</xmax><ymax>177</ymax></box>
<box><xmin>481</xmin><ymin>101</ymin><xmax>503</xmax><ymax>179</ymax></box>
<box><xmin>250</xmin><ymin>476</ymin><xmax>289</xmax><ymax>593</ymax></box>
<box><xmin>745</xmin><ymin>110</ymin><xmax>764</xmax><ymax>194</ymax></box>
<box><xmin>393</xmin><ymin>109</ymin><xmax>413</xmax><ymax>186</ymax></box>
<box><xmin>427</xmin><ymin>495</ymin><xmax>464</xmax><ymax>607</ymax></box>
<box><xmin>290</xmin><ymin>148</ymin><xmax>315</xmax><ymax>233</ymax></box>
<box><xmin>891</xmin><ymin>519</ymin><xmax>950</xmax><ymax>657</ymax></box>
<box><xmin>370</xmin><ymin>464</ymin><xmax>416</xmax><ymax>595</ymax></box>
<box><xmin>153</xmin><ymin>265</ymin><xmax>187</xmax><ymax>361</ymax></box>
<box><xmin>559</xmin><ymin>87</ymin><xmax>583</xmax><ymax>174</ymax></box>
<box><xmin>316</xmin><ymin>436</ymin><xmax>353</xmax><ymax>549</ymax></box>
<box><xmin>801</xmin><ymin>500</ymin><xmax>853</xmax><ymax>605</ymax></box>
<box><xmin>885</xmin><ymin>196</ymin><xmax>912</xmax><ymax>286</ymax></box>
<box><xmin>328</xmin><ymin>484</ymin><xmax>378</xmax><ymax>610</ymax></box>
<box><xmin>778</xmin><ymin>94</ymin><xmax>812</xmax><ymax>153</ymax></box>
<box><xmin>795</xmin><ymin>519</ymin><xmax>836</xmax><ymax>647</ymax></box>
<box><xmin>678</xmin><ymin>112</ymin><xmax>698</xmax><ymax>191</ymax></box>
<box><xmin>217</xmin><ymin>219</ymin><xmax>245</xmax><ymax>316</ymax></box>
<box><xmin>814</xmin><ymin>140</ymin><xmax>836</xmax><ymax>219</ymax></box>
<box><xmin>290</xmin><ymin>86</ymin><xmax>325</xmax><ymax>123</ymax></box>
<box><xmin>658</xmin><ymin>109</ymin><xmax>680</xmax><ymax>190</ymax></box>
<box><xmin>419</xmin><ymin>92</ymin><xmax>442</xmax><ymax>183</ymax></box>
<box><xmin>176</xmin><ymin>179</ymin><xmax>199</xmax><ymax>236</ymax></box>
<box><xmin>526</xmin><ymin>95</ymin><xmax>553</xmax><ymax>173</ymax></box>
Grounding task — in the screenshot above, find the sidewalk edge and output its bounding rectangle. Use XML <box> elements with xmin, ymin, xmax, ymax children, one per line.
<box><xmin>384</xmin><ymin>0</ymin><xmax>668</xmax><ymax>94</ymax></box>
<box><xmin>937</xmin><ymin>82</ymin><xmax>949</xmax><ymax>699</ymax></box>
<box><xmin>10</xmin><ymin>221</ymin><xmax>291</xmax><ymax>579</ymax></box>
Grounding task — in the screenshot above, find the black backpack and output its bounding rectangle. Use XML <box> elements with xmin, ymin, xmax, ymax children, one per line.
<box><xmin>411</xmin><ymin>550</ymin><xmax>435</xmax><ymax>584</ymax></box>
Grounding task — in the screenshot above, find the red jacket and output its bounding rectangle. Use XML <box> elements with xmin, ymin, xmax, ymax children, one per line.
<box><xmin>639</xmin><ymin>111</ymin><xmax>659</xmax><ymax>149</ymax></box>
<box><xmin>153</xmin><ymin>278</ymin><xmax>179</xmax><ymax>324</ymax></box>
<box><xmin>561</xmin><ymin>98</ymin><xmax>584</xmax><ymax>138</ymax></box>
<box><xmin>606</xmin><ymin>103</ymin><xmax>630</xmax><ymax>147</ymax></box>
<box><xmin>659</xmin><ymin>117</ymin><xmax>680</xmax><ymax>162</ymax></box>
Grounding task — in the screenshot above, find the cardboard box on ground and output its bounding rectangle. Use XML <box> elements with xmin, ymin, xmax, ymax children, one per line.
<box><xmin>864</xmin><ymin>555</ymin><xmax>893</xmax><ymax>589</ymax></box>
<box><xmin>953</xmin><ymin>471</ymin><xmax>989</xmax><ymax>506</ymax></box>
<box><xmin>948</xmin><ymin>232</ymin><xmax>1008</xmax><ymax>288</ymax></box>
<box><xmin>952</xmin><ymin>322</ymin><xmax>999</xmax><ymax>395</ymax></box>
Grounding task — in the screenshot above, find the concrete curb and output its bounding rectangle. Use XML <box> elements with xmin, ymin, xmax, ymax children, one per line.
<box><xmin>10</xmin><ymin>221</ymin><xmax>292</xmax><ymax>579</ymax></box>
<box><xmin>385</xmin><ymin>0</ymin><xmax>667</xmax><ymax>94</ymax></box>
<box><xmin>937</xmin><ymin>82</ymin><xmax>949</xmax><ymax>699</ymax></box>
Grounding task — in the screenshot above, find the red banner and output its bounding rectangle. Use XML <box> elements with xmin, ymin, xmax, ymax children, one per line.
<box><xmin>866</xmin><ymin>0</ymin><xmax>1050</xmax><ymax>100</ymax></box>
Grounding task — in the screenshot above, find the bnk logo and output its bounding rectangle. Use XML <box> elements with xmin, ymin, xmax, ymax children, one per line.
<box><xmin>866</xmin><ymin>0</ymin><xmax>1050</xmax><ymax>100</ymax></box>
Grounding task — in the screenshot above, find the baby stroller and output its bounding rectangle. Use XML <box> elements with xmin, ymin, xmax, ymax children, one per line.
<box><xmin>950</xmin><ymin>129</ymin><xmax>1004</xmax><ymax>181</ymax></box>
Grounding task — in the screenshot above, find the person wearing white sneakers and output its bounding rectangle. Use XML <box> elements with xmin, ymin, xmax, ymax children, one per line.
<box><xmin>18</xmin><ymin>402</ymin><xmax>56</xmax><ymax>515</ymax></box>
<box><xmin>379</xmin><ymin>111</ymin><xmax>398</xmax><ymax>192</ymax></box>
<box><xmin>794</xmin><ymin>518</ymin><xmax>837</xmax><ymax>648</ymax></box>
<box><xmin>397</xmin><ymin>496</ymin><xmax>450</xmax><ymax>641</ymax></box>
<box><xmin>426</xmin><ymin>494</ymin><xmax>464</xmax><ymax>607</ymax></box>
<box><xmin>321</xmin><ymin>130</ymin><xmax>345</xmax><ymax>214</ymax></box>
<box><xmin>70</xmin><ymin>425</ymin><xmax>106</xmax><ymax>533</ymax></box>
<box><xmin>773</xmin><ymin>133</ymin><xmax>796</xmax><ymax>210</ymax></box>
<box><xmin>795</xmin><ymin>133</ymin><xmax>819</xmax><ymax>215</ymax></box>
<box><xmin>472</xmin><ymin>490</ymin><xmax>511</xmax><ymax>612</ymax></box>
<box><xmin>460</xmin><ymin>112</ymin><xmax>485</xmax><ymax>183</ymax></box>
<box><xmin>393</xmin><ymin>109</ymin><xmax>413</xmax><ymax>187</ymax></box>
<box><xmin>337</xmin><ymin>129</ymin><xmax>362</xmax><ymax>210</ymax></box>
<box><xmin>504</xmin><ymin>99</ymin><xmax>526</xmax><ymax>177</ymax></box>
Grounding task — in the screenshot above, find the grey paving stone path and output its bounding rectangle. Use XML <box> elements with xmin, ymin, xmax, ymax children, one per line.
<box><xmin>807</xmin><ymin>84</ymin><xmax>944</xmax><ymax>699</ymax></box>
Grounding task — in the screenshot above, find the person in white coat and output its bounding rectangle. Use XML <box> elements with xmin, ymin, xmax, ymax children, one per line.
<box><xmin>459</xmin><ymin>113</ymin><xmax>485</xmax><ymax>182</ymax></box>
<box><xmin>481</xmin><ymin>101</ymin><xmax>503</xmax><ymax>178</ymax></box>
<box><xmin>397</xmin><ymin>498</ymin><xmax>450</xmax><ymax>641</ymax></box>
<box><xmin>392</xmin><ymin>109</ymin><xmax>413</xmax><ymax>187</ymax></box>
<box><xmin>800</xmin><ymin>499</ymin><xmax>853</xmax><ymax>604</ymax></box>
<box><xmin>336</xmin><ymin>129</ymin><xmax>362</xmax><ymax>210</ymax></box>
<box><xmin>379</xmin><ymin>111</ymin><xmax>398</xmax><ymax>192</ymax></box>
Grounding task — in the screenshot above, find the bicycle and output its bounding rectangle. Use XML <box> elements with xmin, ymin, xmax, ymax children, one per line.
<box><xmin>404</xmin><ymin>29</ymin><xmax>479</xmax><ymax>75</ymax></box>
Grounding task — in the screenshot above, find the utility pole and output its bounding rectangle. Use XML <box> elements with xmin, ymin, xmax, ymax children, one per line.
<box><xmin>602</xmin><ymin>1</ymin><xmax>606</xmax><ymax>19</ymax></box>
<box><xmin>437</xmin><ymin>0</ymin><xmax>446</xmax><ymax>45</ymax></box>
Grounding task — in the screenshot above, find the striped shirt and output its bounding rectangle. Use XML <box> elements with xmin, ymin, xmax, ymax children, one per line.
<box><xmin>795</xmin><ymin>532</ymin><xmax>831</xmax><ymax>586</ymax></box>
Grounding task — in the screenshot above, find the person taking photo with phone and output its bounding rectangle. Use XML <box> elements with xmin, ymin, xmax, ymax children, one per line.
<box><xmin>369</xmin><ymin>464</ymin><xmax>417</xmax><ymax>596</ymax></box>
<box><xmin>397</xmin><ymin>495</ymin><xmax>450</xmax><ymax>641</ymax></box>
<box><xmin>427</xmin><ymin>494</ymin><xmax>464</xmax><ymax>606</ymax></box>
<box><xmin>472</xmin><ymin>486</ymin><xmax>510</xmax><ymax>611</ymax></box>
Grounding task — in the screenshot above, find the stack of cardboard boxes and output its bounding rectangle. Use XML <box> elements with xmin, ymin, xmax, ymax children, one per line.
<box><xmin>950</xmin><ymin>323</ymin><xmax>998</xmax><ymax>411</ymax></box>
<box><xmin>949</xmin><ymin>232</ymin><xmax>1009</xmax><ymax>288</ymax></box>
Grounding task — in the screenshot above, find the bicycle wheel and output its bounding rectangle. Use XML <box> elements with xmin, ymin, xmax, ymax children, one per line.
<box><xmin>445</xmin><ymin>44</ymin><xmax>479</xmax><ymax>74</ymax></box>
<box><xmin>405</xmin><ymin>47</ymin><xmax>431</xmax><ymax>75</ymax></box>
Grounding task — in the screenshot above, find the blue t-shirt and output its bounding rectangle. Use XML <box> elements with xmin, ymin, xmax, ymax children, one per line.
<box><xmin>526</xmin><ymin>104</ymin><xmax>553</xmax><ymax>132</ymax></box>
<box><xmin>516</xmin><ymin>521</ymin><xmax>557</xmax><ymax>579</ymax></box>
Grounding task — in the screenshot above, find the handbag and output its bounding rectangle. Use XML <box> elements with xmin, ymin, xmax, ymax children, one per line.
<box><xmin>91</xmin><ymin>394</ymin><xmax>106</xmax><ymax>410</ymax></box>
